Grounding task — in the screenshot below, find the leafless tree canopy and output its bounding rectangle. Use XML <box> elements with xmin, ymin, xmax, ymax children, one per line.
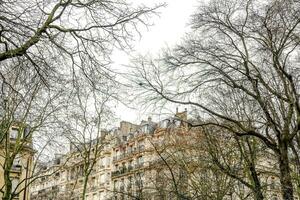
<box><xmin>0</xmin><ymin>1</ymin><xmax>162</xmax><ymax>199</ymax></box>
<box><xmin>0</xmin><ymin>0</ymin><xmax>161</xmax><ymax>87</ymax></box>
<box><xmin>131</xmin><ymin>0</ymin><xmax>300</xmax><ymax>199</ymax></box>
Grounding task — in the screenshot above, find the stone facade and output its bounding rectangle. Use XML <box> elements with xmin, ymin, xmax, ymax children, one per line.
<box><xmin>0</xmin><ymin>123</ymin><xmax>34</xmax><ymax>200</ymax></box>
<box><xmin>30</xmin><ymin>111</ymin><xmax>189</xmax><ymax>200</ymax></box>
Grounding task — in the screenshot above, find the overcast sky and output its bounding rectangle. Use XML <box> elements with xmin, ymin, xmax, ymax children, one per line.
<box><xmin>112</xmin><ymin>0</ymin><xmax>199</xmax><ymax>124</ymax></box>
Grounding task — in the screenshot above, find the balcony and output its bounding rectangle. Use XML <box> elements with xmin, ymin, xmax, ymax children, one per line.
<box><xmin>38</xmin><ymin>189</ymin><xmax>46</xmax><ymax>194</ymax></box>
<box><xmin>89</xmin><ymin>186</ymin><xmax>97</xmax><ymax>192</ymax></box>
<box><xmin>99</xmin><ymin>182</ymin><xmax>106</xmax><ymax>188</ymax></box>
<box><xmin>51</xmin><ymin>186</ymin><xmax>59</xmax><ymax>192</ymax></box>
<box><xmin>135</xmin><ymin>163</ymin><xmax>144</xmax><ymax>169</ymax></box>
<box><xmin>113</xmin><ymin>147</ymin><xmax>145</xmax><ymax>163</ymax></box>
<box><xmin>111</xmin><ymin>163</ymin><xmax>144</xmax><ymax>178</ymax></box>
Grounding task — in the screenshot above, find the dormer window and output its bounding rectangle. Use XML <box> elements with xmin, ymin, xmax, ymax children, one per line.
<box><xmin>174</xmin><ymin>119</ymin><xmax>181</xmax><ymax>127</ymax></box>
<box><xmin>160</xmin><ymin>119</ymin><xmax>170</xmax><ymax>128</ymax></box>
<box><xmin>141</xmin><ymin>125</ymin><xmax>149</xmax><ymax>134</ymax></box>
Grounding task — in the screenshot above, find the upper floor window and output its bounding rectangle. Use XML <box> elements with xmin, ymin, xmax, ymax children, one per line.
<box><xmin>128</xmin><ymin>145</ymin><xmax>133</xmax><ymax>153</ymax></box>
<box><xmin>160</xmin><ymin>119</ymin><xmax>170</xmax><ymax>128</ymax></box>
<box><xmin>272</xmin><ymin>196</ymin><xmax>278</xmax><ymax>200</ymax></box>
<box><xmin>270</xmin><ymin>177</ymin><xmax>276</xmax><ymax>190</ymax></box>
<box><xmin>100</xmin><ymin>174</ymin><xmax>105</xmax><ymax>184</ymax></box>
<box><xmin>12</xmin><ymin>154</ymin><xmax>22</xmax><ymax>170</ymax></box>
<box><xmin>11</xmin><ymin>178</ymin><xmax>19</xmax><ymax>193</ymax></box>
<box><xmin>137</xmin><ymin>156</ymin><xmax>144</xmax><ymax>166</ymax></box>
<box><xmin>174</xmin><ymin>119</ymin><xmax>181</xmax><ymax>127</ymax></box>
<box><xmin>10</xmin><ymin>128</ymin><xmax>19</xmax><ymax>139</ymax></box>
<box><xmin>141</xmin><ymin>125</ymin><xmax>149</xmax><ymax>134</ymax></box>
<box><xmin>106</xmin><ymin>157</ymin><xmax>110</xmax><ymax>167</ymax></box>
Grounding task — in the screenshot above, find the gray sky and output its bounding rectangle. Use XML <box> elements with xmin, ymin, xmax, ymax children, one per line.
<box><xmin>112</xmin><ymin>0</ymin><xmax>199</xmax><ymax>124</ymax></box>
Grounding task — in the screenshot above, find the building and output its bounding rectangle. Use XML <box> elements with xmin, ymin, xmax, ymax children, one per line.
<box><xmin>110</xmin><ymin>111</ymin><xmax>190</xmax><ymax>200</ymax></box>
<box><xmin>30</xmin><ymin>110</ymin><xmax>290</xmax><ymax>200</ymax></box>
<box><xmin>0</xmin><ymin>122</ymin><xmax>34</xmax><ymax>200</ymax></box>
<box><xmin>30</xmin><ymin>136</ymin><xmax>113</xmax><ymax>200</ymax></box>
<box><xmin>30</xmin><ymin>110</ymin><xmax>190</xmax><ymax>200</ymax></box>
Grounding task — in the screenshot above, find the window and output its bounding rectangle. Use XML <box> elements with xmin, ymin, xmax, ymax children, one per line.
<box><xmin>160</xmin><ymin>119</ymin><xmax>170</xmax><ymax>128</ymax></box>
<box><xmin>99</xmin><ymin>192</ymin><xmax>103</xmax><ymax>200</ymax></box>
<box><xmin>137</xmin><ymin>156</ymin><xmax>144</xmax><ymax>166</ymax></box>
<box><xmin>99</xmin><ymin>158</ymin><xmax>104</xmax><ymax>168</ymax></box>
<box><xmin>10</xmin><ymin>128</ymin><xmax>19</xmax><ymax>139</ymax></box>
<box><xmin>174</xmin><ymin>119</ymin><xmax>181</xmax><ymax>127</ymax></box>
<box><xmin>100</xmin><ymin>174</ymin><xmax>105</xmax><ymax>184</ymax></box>
<box><xmin>270</xmin><ymin>177</ymin><xmax>276</xmax><ymax>190</ymax></box>
<box><xmin>135</xmin><ymin>173</ymin><xmax>143</xmax><ymax>188</ymax></box>
<box><xmin>114</xmin><ymin>180</ymin><xmax>118</xmax><ymax>191</ymax></box>
<box><xmin>128</xmin><ymin>160</ymin><xmax>133</xmax><ymax>170</ymax></box>
<box><xmin>106</xmin><ymin>173</ymin><xmax>110</xmax><ymax>183</ymax></box>
<box><xmin>106</xmin><ymin>157</ymin><xmax>110</xmax><ymax>167</ymax></box>
<box><xmin>12</xmin><ymin>154</ymin><xmax>21</xmax><ymax>170</ymax></box>
<box><xmin>120</xmin><ymin>178</ymin><xmax>125</xmax><ymax>191</ymax></box>
<box><xmin>272</xmin><ymin>196</ymin><xmax>278</xmax><ymax>200</ymax></box>
<box><xmin>128</xmin><ymin>145</ymin><xmax>133</xmax><ymax>153</ymax></box>
<box><xmin>24</xmin><ymin>126</ymin><xmax>30</xmax><ymax>138</ymax></box>
<box><xmin>11</xmin><ymin>178</ymin><xmax>19</xmax><ymax>193</ymax></box>
<box><xmin>128</xmin><ymin>176</ymin><xmax>132</xmax><ymax>190</ymax></box>
<box><xmin>142</xmin><ymin>125</ymin><xmax>149</xmax><ymax>133</ymax></box>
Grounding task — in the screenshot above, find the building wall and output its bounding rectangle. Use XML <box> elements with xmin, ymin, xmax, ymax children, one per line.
<box><xmin>29</xmin><ymin>112</ymin><xmax>294</xmax><ymax>200</ymax></box>
<box><xmin>0</xmin><ymin>125</ymin><xmax>34</xmax><ymax>200</ymax></box>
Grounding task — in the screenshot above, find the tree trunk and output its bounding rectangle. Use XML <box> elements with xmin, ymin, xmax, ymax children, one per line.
<box><xmin>3</xmin><ymin>168</ymin><xmax>12</xmax><ymax>200</ymax></box>
<box><xmin>279</xmin><ymin>141</ymin><xmax>294</xmax><ymax>200</ymax></box>
<box><xmin>249</xmin><ymin>165</ymin><xmax>264</xmax><ymax>200</ymax></box>
<box><xmin>81</xmin><ymin>177</ymin><xmax>88</xmax><ymax>200</ymax></box>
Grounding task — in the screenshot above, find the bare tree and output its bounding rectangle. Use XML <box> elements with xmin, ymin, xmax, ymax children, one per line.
<box><xmin>131</xmin><ymin>0</ymin><xmax>300</xmax><ymax>199</ymax></box>
<box><xmin>0</xmin><ymin>0</ymin><xmax>162</xmax><ymax>85</ymax></box>
<box><xmin>60</xmin><ymin>75</ymin><xmax>115</xmax><ymax>200</ymax></box>
<box><xmin>0</xmin><ymin>0</ymin><xmax>162</xmax><ymax>199</ymax></box>
<box><xmin>0</xmin><ymin>59</ymin><xmax>64</xmax><ymax>200</ymax></box>
<box><xmin>201</xmin><ymin>125</ymin><xmax>267</xmax><ymax>200</ymax></box>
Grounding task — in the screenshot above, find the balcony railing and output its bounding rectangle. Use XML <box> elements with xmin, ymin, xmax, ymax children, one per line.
<box><xmin>113</xmin><ymin>147</ymin><xmax>146</xmax><ymax>162</ymax></box>
<box><xmin>89</xmin><ymin>186</ymin><xmax>97</xmax><ymax>192</ymax></box>
<box><xmin>111</xmin><ymin>163</ymin><xmax>145</xmax><ymax>177</ymax></box>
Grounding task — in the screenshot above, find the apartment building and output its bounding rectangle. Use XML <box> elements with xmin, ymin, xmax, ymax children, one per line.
<box><xmin>30</xmin><ymin>110</ymin><xmax>190</xmax><ymax>200</ymax></box>
<box><xmin>29</xmin><ymin>109</ymin><xmax>290</xmax><ymax>200</ymax></box>
<box><xmin>110</xmin><ymin>111</ymin><xmax>191</xmax><ymax>200</ymax></box>
<box><xmin>31</xmin><ymin>138</ymin><xmax>113</xmax><ymax>200</ymax></box>
<box><xmin>0</xmin><ymin>122</ymin><xmax>34</xmax><ymax>200</ymax></box>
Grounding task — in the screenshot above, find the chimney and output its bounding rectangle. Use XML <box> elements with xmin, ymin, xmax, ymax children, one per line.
<box><xmin>148</xmin><ymin>116</ymin><xmax>152</xmax><ymax>122</ymax></box>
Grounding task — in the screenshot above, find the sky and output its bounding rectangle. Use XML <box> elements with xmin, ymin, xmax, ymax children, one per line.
<box><xmin>112</xmin><ymin>0</ymin><xmax>199</xmax><ymax>124</ymax></box>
